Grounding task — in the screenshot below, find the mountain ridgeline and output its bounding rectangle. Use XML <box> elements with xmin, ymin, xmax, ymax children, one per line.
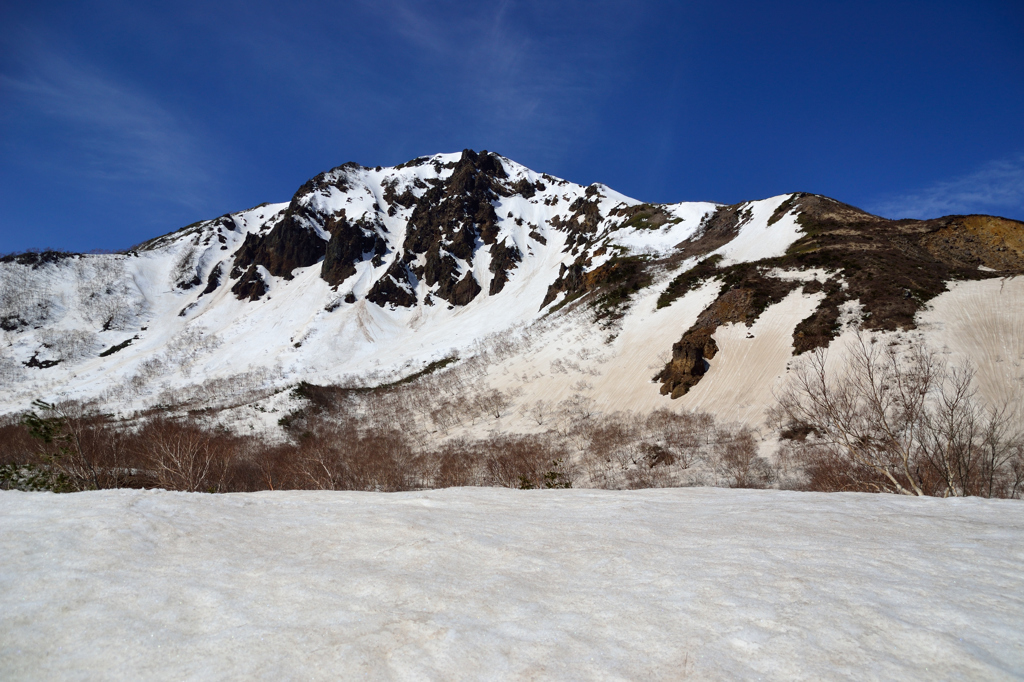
<box><xmin>2</xmin><ymin>149</ymin><xmax>1023</xmax><ymax>417</ymax></box>
<box><xmin>226</xmin><ymin>150</ymin><xmax>542</xmax><ymax>307</ymax></box>
<box><xmin>210</xmin><ymin>150</ymin><xmax>1024</xmax><ymax>396</ymax></box>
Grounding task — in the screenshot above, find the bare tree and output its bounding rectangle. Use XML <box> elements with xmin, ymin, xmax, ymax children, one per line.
<box><xmin>771</xmin><ymin>333</ymin><xmax>1024</xmax><ymax>497</ymax></box>
<box><xmin>140</xmin><ymin>419</ymin><xmax>224</xmax><ymax>492</ymax></box>
<box><xmin>23</xmin><ymin>400</ymin><xmax>112</xmax><ymax>490</ymax></box>
<box><xmin>715</xmin><ymin>429</ymin><xmax>772</xmax><ymax>488</ymax></box>
<box><xmin>524</xmin><ymin>400</ymin><xmax>549</xmax><ymax>426</ymax></box>
<box><xmin>474</xmin><ymin>388</ymin><xmax>514</xmax><ymax>420</ymax></box>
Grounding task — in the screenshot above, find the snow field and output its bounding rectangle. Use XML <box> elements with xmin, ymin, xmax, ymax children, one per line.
<box><xmin>1</xmin><ymin>487</ymin><xmax>1022</xmax><ymax>680</ymax></box>
<box><xmin>918</xmin><ymin>276</ymin><xmax>1024</xmax><ymax>408</ymax></box>
<box><xmin>679</xmin><ymin>288</ymin><xmax>824</xmax><ymax>425</ymax></box>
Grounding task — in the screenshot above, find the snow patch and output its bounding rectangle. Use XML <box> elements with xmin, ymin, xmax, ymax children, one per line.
<box><xmin>714</xmin><ymin>194</ymin><xmax>803</xmax><ymax>265</ymax></box>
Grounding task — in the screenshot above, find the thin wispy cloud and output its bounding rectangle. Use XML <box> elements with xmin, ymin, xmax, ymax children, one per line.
<box><xmin>1</xmin><ymin>48</ymin><xmax>217</xmax><ymax>213</ymax></box>
<box><xmin>869</xmin><ymin>155</ymin><xmax>1024</xmax><ymax>220</ymax></box>
<box><xmin>361</xmin><ymin>1</ymin><xmax>624</xmax><ymax>156</ymax></box>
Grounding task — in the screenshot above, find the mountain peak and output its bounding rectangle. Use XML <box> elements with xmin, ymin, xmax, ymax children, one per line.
<box><xmin>1</xmin><ymin>152</ymin><xmax>1022</xmax><ymax>431</ymax></box>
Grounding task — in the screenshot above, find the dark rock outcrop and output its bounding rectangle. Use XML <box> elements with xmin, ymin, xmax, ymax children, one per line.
<box><xmin>656</xmin><ymin>274</ymin><xmax>800</xmax><ymax>398</ymax></box>
<box><xmin>231</xmin><ymin>214</ymin><xmax>327</xmax><ymax>286</ymax></box>
<box><xmin>397</xmin><ymin>149</ymin><xmax>507</xmax><ymax>306</ymax></box>
<box><xmin>657</xmin><ymin>330</ymin><xmax>719</xmax><ymax>399</ymax></box>
<box><xmin>549</xmin><ymin>184</ymin><xmax>605</xmax><ymax>254</ymax></box>
<box><xmin>366</xmin><ymin>260</ymin><xmax>417</xmax><ymax>308</ymax></box>
<box><xmin>201</xmin><ymin>262</ymin><xmax>223</xmax><ymax>295</ymax></box>
<box><xmin>450</xmin><ymin>271</ymin><xmax>482</xmax><ymax>305</ymax></box>
<box><xmin>229</xmin><ymin>164</ymin><xmax>365</xmax><ymax>299</ymax></box>
<box><xmin>488</xmin><ymin>241</ymin><xmax>522</xmax><ymax>295</ymax></box>
<box><xmin>320</xmin><ymin>213</ymin><xmax>388</xmax><ymax>288</ymax></box>
<box><xmin>231</xmin><ymin>265</ymin><xmax>269</xmax><ymax>302</ymax></box>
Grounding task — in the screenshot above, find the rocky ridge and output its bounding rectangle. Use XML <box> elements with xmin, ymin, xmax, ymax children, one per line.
<box><xmin>1</xmin><ymin>150</ymin><xmax>1023</xmax><ymax>420</ymax></box>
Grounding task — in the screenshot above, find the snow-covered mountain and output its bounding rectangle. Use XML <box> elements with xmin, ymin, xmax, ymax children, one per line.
<box><xmin>2</xmin><ymin>149</ymin><xmax>1023</xmax><ymax>428</ymax></box>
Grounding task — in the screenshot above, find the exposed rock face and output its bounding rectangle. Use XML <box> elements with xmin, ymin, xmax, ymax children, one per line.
<box><xmin>658</xmin><ymin>330</ymin><xmax>719</xmax><ymax>399</ymax></box>
<box><xmin>321</xmin><ymin>213</ymin><xmax>388</xmax><ymax>288</ymax></box>
<box><xmin>230</xmin><ymin>165</ymin><xmax>363</xmax><ymax>299</ymax></box>
<box><xmin>921</xmin><ymin>215</ymin><xmax>1024</xmax><ymax>271</ymax></box>
<box><xmin>541</xmin><ymin>260</ymin><xmax>588</xmax><ymax>309</ymax></box>
<box><xmin>222</xmin><ymin>149</ymin><xmax>583</xmax><ymax>310</ymax></box>
<box><xmin>549</xmin><ymin>184</ymin><xmax>605</xmax><ymax>254</ymax></box>
<box><xmin>488</xmin><ymin>241</ymin><xmax>522</xmax><ymax>295</ymax></box>
<box><xmin>231</xmin><ymin>266</ymin><xmax>268</xmax><ymax>302</ymax></box>
<box><xmin>656</xmin><ymin>197</ymin><xmax>1024</xmax><ymax>397</ymax></box>
<box><xmin>398</xmin><ymin>149</ymin><xmax>507</xmax><ymax>306</ymax></box>
<box><xmin>672</xmin><ymin>203</ymin><xmax>753</xmax><ymax>261</ymax></box>
<box><xmin>366</xmin><ymin>260</ymin><xmax>417</xmax><ymax>308</ymax></box>
<box><xmin>230</xmin><ymin>215</ymin><xmax>327</xmax><ymax>299</ymax></box>
<box><xmin>201</xmin><ymin>263</ymin><xmax>223</xmax><ymax>296</ymax></box>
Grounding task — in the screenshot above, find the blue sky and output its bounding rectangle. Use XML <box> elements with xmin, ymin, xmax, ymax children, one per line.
<box><xmin>2</xmin><ymin>0</ymin><xmax>1023</xmax><ymax>253</ymax></box>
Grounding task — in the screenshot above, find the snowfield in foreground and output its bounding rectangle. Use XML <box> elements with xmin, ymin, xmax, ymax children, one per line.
<box><xmin>2</xmin><ymin>489</ymin><xmax>1022</xmax><ymax>680</ymax></box>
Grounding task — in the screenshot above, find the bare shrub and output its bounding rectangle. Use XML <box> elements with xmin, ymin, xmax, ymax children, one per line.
<box><xmin>524</xmin><ymin>400</ymin><xmax>549</xmax><ymax>426</ymax></box>
<box><xmin>20</xmin><ymin>400</ymin><xmax>133</xmax><ymax>490</ymax></box>
<box><xmin>37</xmin><ymin>329</ymin><xmax>100</xmax><ymax>362</ymax></box>
<box><xmin>588</xmin><ymin>417</ymin><xmax>643</xmax><ymax>471</ymax></box>
<box><xmin>429</xmin><ymin>399</ymin><xmax>463</xmax><ymax>434</ymax></box>
<box><xmin>482</xmin><ymin>434</ymin><xmax>571</xmax><ymax>488</ymax></box>
<box><xmin>290</xmin><ymin>418</ymin><xmax>416</xmax><ymax>492</ymax></box>
<box><xmin>0</xmin><ymin>263</ymin><xmax>59</xmax><ymax>327</ymax></box>
<box><xmin>716</xmin><ymin>430</ymin><xmax>773</xmax><ymax>488</ymax></box>
<box><xmin>154</xmin><ymin>367</ymin><xmax>284</xmax><ymax>412</ymax></box>
<box><xmin>574</xmin><ymin>409</ymin><xmax>722</xmax><ymax>489</ymax></box>
<box><xmin>76</xmin><ymin>258</ymin><xmax>145</xmax><ymax>330</ymax></box>
<box><xmin>473</xmin><ymin>388</ymin><xmax>515</xmax><ymax>420</ymax></box>
<box><xmin>642</xmin><ymin>409</ymin><xmax>710</xmax><ymax>469</ymax></box>
<box><xmin>245</xmin><ymin>443</ymin><xmax>297</xmax><ymax>491</ymax></box>
<box><xmin>0</xmin><ymin>417</ymin><xmax>35</xmax><ymax>466</ymax></box>
<box><xmin>0</xmin><ymin>354</ymin><xmax>25</xmax><ymax>384</ymax></box>
<box><xmin>430</xmin><ymin>438</ymin><xmax>481</xmax><ymax>487</ymax></box>
<box><xmin>170</xmin><ymin>246</ymin><xmax>198</xmax><ymax>287</ymax></box>
<box><xmin>771</xmin><ymin>333</ymin><xmax>1024</xmax><ymax>498</ymax></box>
<box><xmin>137</xmin><ymin>418</ymin><xmax>228</xmax><ymax>492</ymax></box>
<box><xmin>795</xmin><ymin>443</ymin><xmax>890</xmax><ymax>493</ymax></box>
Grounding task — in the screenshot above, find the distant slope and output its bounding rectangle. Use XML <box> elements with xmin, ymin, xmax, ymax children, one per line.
<box><xmin>1</xmin><ymin>150</ymin><xmax>1022</xmax><ymax>429</ymax></box>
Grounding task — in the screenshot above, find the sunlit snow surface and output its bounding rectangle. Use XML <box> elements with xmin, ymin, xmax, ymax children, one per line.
<box><xmin>2</xmin><ymin>488</ymin><xmax>1022</xmax><ymax>680</ymax></box>
<box><xmin>0</xmin><ymin>150</ymin><xmax>810</xmax><ymax>422</ymax></box>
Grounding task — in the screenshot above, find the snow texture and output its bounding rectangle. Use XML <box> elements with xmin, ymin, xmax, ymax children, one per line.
<box><xmin>3</xmin><ymin>150</ymin><xmax>1023</xmax><ymax>436</ymax></box>
<box><xmin>2</xmin><ymin>487</ymin><xmax>1022</xmax><ymax>680</ymax></box>
<box><xmin>713</xmin><ymin>195</ymin><xmax>803</xmax><ymax>265</ymax></box>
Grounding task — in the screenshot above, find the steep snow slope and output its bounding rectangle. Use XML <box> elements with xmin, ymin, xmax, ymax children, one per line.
<box><xmin>0</xmin><ymin>153</ymin><xmax>795</xmax><ymax>419</ymax></box>
<box><xmin>2</xmin><ymin>487</ymin><xmax>1022</xmax><ymax>680</ymax></box>
<box><xmin>918</xmin><ymin>276</ymin><xmax>1024</xmax><ymax>407</ymax></box>
<box><xmin>679</xmin><ymin>288</ymin><xmax>824</xmax><ymax>425</ymax></box>
<box><xmin>2</xmin><ymin>149</ymin><xmax>1023</xmax><ymax>430</ymax></box>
